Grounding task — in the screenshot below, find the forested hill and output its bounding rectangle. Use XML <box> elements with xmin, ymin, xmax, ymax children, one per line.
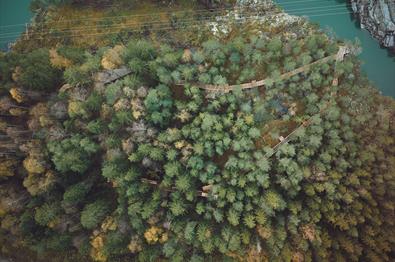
<box><xmin>0</xmin><ymin>1</ymin><xmax>394</xmax><ymax>261</ymax></box>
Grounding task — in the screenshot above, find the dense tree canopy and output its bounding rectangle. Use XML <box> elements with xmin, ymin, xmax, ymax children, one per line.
<box><xmin>0</xmin><ymin>1</ymin><xmax>394</xmax><ymax>262</ymax></box>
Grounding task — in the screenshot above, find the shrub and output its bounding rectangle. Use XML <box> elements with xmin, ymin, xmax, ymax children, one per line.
<box><xmin>18</xmin><ymin>49</ymin><xmax>61</xmax><ymax>90</ymax></box>
<box><xmin>80</xmin><ymin>199</ymin><xmax>111</xmax><ymax>229</ymax></box>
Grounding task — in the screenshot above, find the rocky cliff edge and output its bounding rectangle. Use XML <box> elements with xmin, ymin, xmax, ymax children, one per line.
<box><xmin>351</xmin><ymin>0</ymin><xmax>395</xmax><ymax>50</ymax></box>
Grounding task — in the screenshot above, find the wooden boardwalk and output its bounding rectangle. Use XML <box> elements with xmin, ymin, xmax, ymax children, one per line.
<box><xmin>201</xmin><ymin>46</ymin><xmax>348</xmax><ymax>93</ymax></box>
<box><xmin>266</xmin><ymin>91</ymin><xmax>337</xmax><ymax>158</ymax></box>
<box><xmin>141</xmin><ymin>46</ymin><xmax>350</xmax><ymax>195</ymax></box>
<box><xmin>264</xmin><ymin>46</ymin><xmax>349</xmax><ymax>157</ymax></box>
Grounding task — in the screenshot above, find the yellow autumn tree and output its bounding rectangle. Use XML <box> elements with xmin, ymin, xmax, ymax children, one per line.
<box><xmin>9</xmin><ymin>108</ymin><xmax>27</xmax><ymax>116</ymax></box>
<box><xmin>9</xmin><ymin>87</ymin><xmax>24</xmax><ymax>103</ymax></box>
<box><xmin>128</xmin><ymin>236</ymin><xmax>142</xmax><ymax>253</ymax></box>
<box><xmin>144</xmin><ymin>226</ymin><xmax>168</xmax><ymax>244</ymax></box>
<box><xmin>90</xmin><ymin>234</ymin><xmax>107</xmax><ymax>262</ymax></box>
<box><xmin>68</xmin><ymin>101</ymin><xmax>87</xmax><ymax>118</ymax></box>
<box><xmin>23</xmin><ymin>157</ymin><xmax>46</xmax><ymax>174</ymax></box>
<box><xmin>49</xmin><ymin>48</ymin><xmax>72</xmax><ymax>69</ymax></box>
<box><xmin>0</xmin><ymin>159</ymin><xmax>17</xmax><ymax>178</ymax></box>
<box><xmin>89</xmin><ymin>216</ymin><xmax>118</xmax><ymax>262</ymax></box>
<box><xmin>30</xmin><ymin>103</ymin><xmax>48</xmax><ymax>118</ymax></box>
<box><xmin>11</xmin><ymin>66</ymin><xmax>22</xmax><ymax>82</ymax></box>
<box><xmin>23</xmin><ymin>171</ymin><xmax>56</xmax><ymax>196</ymax></box>
<box><xmin>101</xmin><ymin>45</ymin><xmax>125</xmax><ymax>70</ymax></box>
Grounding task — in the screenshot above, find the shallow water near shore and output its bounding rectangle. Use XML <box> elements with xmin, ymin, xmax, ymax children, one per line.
<box><xmin>276</xmin><ymin>0</ymin><xmax>395</xmax><ymax>97</ymax></box>
<box><xmin>0</xmin><ymin>0</ymin><xmax>32</xmax><ymax>51</ymax></box>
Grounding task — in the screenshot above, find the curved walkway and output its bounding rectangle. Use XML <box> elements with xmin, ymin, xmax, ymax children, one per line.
<box><xmin>141</xmin><ymin>46</ymin><xmax>350</xmax><ymax>195</ymax></box>
<box><xmin>201</xmin><ymin>46</ymin><xmax>348</xmax><ymax>93</ymax></box>
<box><xmin>265</xmin><ymin>45</ymin><xmax>349</xmax><ymax>157</ymax></box>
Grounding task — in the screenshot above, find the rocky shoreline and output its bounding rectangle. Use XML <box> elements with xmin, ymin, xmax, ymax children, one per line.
<box><xmin>350</xmin><ymin>0</ymin><xmax>395</xmax><ymax>51</ymax></box>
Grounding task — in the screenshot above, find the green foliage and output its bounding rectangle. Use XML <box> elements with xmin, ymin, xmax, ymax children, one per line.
<box><xmin>18</xmin><ymin>48</ymin><xmax>61</xmax><ymax>90</ymax></box>
<box><xmin>64</xmin><ymin>53</ymin><xmax>100</xmax><ymax>87</ymax></box>
<box><xmin>64</xmin><ymin>66</ymin><xmax>90</xmax><ymax>87</ymax></box>
<box><xmin>34</xmin><ymin>203</ymin><xmax>61</xmax><ymax>226</ymax></box>
<box><xmin>80</xmin><ymin>199</ymin><xmax>111</xmax><ymax>229</ymax></box>
<box><xmin>123</xmin><ymin>40</ymin><xmax>156</xmax><ymax>63</ymax></box>
<box><xmin>43</xmin><ymin>234</ymin><xmax>72</xmax><ymax>251</ymax></box>
<box><xmin>3</xmin><ymin>10</ymin><xmax>395</xmax><ymax>262</ymax></box>
<box><xmin>87</xmin><ymin>119</ymin><xmax>106</xmax><ymax>134</ymax></box>
<box><xmin>62</xmin><ymin>180</ymin><xmax>92</xmax><ymax>205</ymax></box>
<box><xmin>102</xmin><ymin>231</ymin><xmax>129</xmax><ymax>257</ymax></box>
<box><xmin>47</xmin><ymin>135</ymin><xmax>99</xmax><ymax>173</ymax></box>
<box><xmin>144</xmin><ymin>84</ymin><xmax>173</xmax><ymax>126</ymax></box>
<box><xmin>0</xmin><ymin>52</ymin><xmax>18</xmax><ymax>89</ymax></box>
<box><xmin>170</xmin><ymin>200</ymin><xmax>186</xmax><ymax>216</ymax></box>
<box><xmin>85</xmin><ymin>91</ymin><xmax>104</xmax><ymax>112</ymax></box>
<box><xmin>105</xmin><ymin>83</ymin><xmax>122</xmax><ymax>105</ymax></box>
<box><xmin>19</xmin><ymin>210</ymin><xmax>37</xmax><ymax>236</ymax></box>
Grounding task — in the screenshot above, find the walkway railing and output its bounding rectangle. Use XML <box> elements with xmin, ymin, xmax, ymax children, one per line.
<box><xmin>199</xmin><ymin>46</ymin><xmax>348</xmax><ymax>93</ymax></box>
<box><xmin>142</xmin><ymin>46</ymin><xmax>350</xmax><ymax>196</ymax></box>
<box><xmin>265</xmin><ymin>46</ymin><xmax>348</xmax><ymax>157</ymax></box>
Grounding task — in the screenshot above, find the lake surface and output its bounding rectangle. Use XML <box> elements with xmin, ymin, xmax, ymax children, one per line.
<box><xmin>276</xmin><ymin>0</ymin><xmax>395</xmax><ymax>97</ymax></box>
<box><xmin>0</xmin><ymin>0</ymin><xmax>394</xmax><ymax>97</ymax></box>
<box><xmin>0</xmin><ymin>0</ymin><xmax>32</xmax><ymax>50</ymax></box>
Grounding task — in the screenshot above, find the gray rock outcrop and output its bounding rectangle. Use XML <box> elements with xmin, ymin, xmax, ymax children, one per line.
<box><xmin>350</xmin><ymin>0</ymin><xmax>395</xmax><ymax>50</ymax></box>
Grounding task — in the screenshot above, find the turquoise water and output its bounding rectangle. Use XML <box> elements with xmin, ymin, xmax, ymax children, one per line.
<box><xmin>0</xmin><ymin>0</ymin><xmax>394</xmax><ymax>97</ymax></box>
<box><xmin>276</xmin><ymin>0</ymin><xmax>395</xmax><ymax>97</ymax></box>
<box><xmin>0</xmin><ymin>0</ymin><xmax>32</xmax><ymax>50</ymax></box>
